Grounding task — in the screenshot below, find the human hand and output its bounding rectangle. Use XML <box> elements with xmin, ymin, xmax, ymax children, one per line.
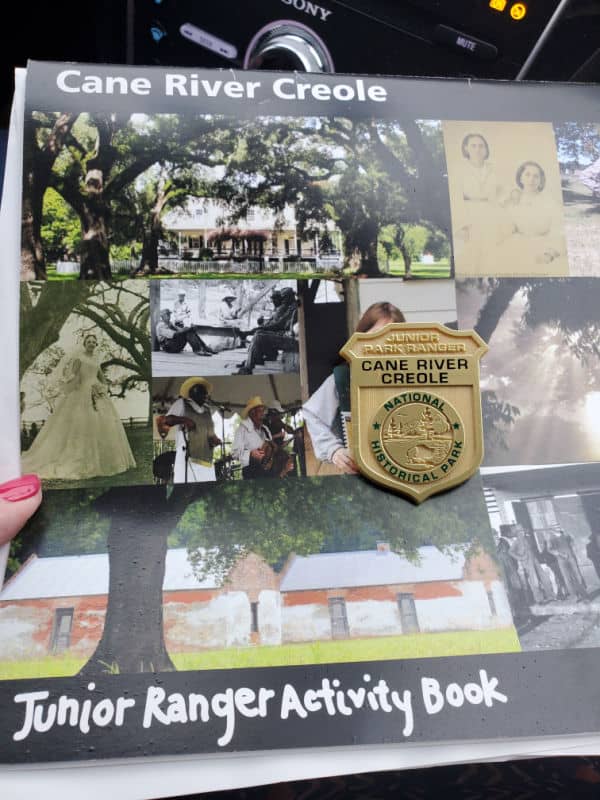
<box><xmin>331</xmin><ymin>447</ymin><xmax>359</xmax><ymax>474</ymax></box>
<box><xmin>0</xmin><ymin>475</ymin><xmax>42</xmax><ymax>548</ymax></box>
<box><xmin>208</xmin><ymin>434</ymin><xmax>222</xmax><ymax>448</ymax></box>
<box><xmin>183</xmin><ymin>416</ymin><xmax>197</xmax><ymax>431</ymax></box>
<box><xmin>250</xmin><ymin>448</ymin><xmax>266</xmax><ymax>461</ymax></box>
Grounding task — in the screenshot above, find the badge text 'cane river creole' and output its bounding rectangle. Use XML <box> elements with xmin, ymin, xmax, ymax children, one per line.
<box><xmin>340</xmin><ymin>323</ymin><xmax>488</xmax><ymax>503</ymax></box>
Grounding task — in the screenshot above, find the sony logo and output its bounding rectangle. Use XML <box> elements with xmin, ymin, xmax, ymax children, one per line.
<box><xmin>281</xmin><ymin>0</ymin><xmax>333</xmax><ymax>23</ymax></box>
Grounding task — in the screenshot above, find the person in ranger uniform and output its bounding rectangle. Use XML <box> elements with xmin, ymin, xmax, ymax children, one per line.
<box><xmin>163</xmin><ymin>377</ymin><xmax>221</xmax><ymax>483</ymax></box>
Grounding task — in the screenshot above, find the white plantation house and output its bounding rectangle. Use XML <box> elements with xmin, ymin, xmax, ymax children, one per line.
<box><xmin>161</xmin><ymin>198</ymin><xmax>343</xmax><ymax>269</ymax></box>
<box><xmin>0</xmin><ymin>543</ymin><xmax>512</xmax><ymax>660</ymax></box>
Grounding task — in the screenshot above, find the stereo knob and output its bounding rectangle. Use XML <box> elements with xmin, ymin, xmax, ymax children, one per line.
<box><xmin>244</xmin><ymin>21</ymin><xmax>334</xmax><ymax>73</ymax></box>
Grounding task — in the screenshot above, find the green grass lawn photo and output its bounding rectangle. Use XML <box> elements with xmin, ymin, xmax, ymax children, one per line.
<box><xmin>47</xmin><ymin>268</ymin><xmax>344</xmax><ymax>282</ymax></box>
<box><xmin>386</xmin><ymin>259</ymin><xmax>451</xmax><ymax>279</ymax></box>
<box><xmin>36</xmin><ymin>424</ymin><xmax>154</xmax><ymax>490</ymax></box>
<box><xmin>46</xmin><ymin>259</ymin><xmax>452</xmax><ymax>282</ymax></box>
<box><xmin>0</xmin><ymin>628</ymin><xmax>520</xmax><ymax>680</ymax></box>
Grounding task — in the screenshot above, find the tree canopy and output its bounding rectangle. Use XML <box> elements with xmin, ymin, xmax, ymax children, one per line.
<box><xmin>555</xmin><ymin>122</ymin><xmax>600</xmax><ymax>169</ymax></box>
<box><xmin>461</xmin><ymin>277</ymin><xmax>600</xmax><ymax>452</ymax></box>
<box><xmin>24</xmin><ymin>111</ymin><xmax>452</xmax><ymax>278</ymax></box>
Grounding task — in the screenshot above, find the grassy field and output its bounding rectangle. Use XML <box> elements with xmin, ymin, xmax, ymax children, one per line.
<box><xmin>46</xmin><ymin>261</ymin><xmax>452</xmax><ymax>282</ymax></box>
<box><xmin>46</xmin><ymin>268</ymin><xmax>337</xmax><ymax>282</ymax></box>
<box><xmin>173</xmin><ymin>628</ymin><xmax>520</xmax><ymax>670</ymax></box>
<box><xmin>0</xmin><ymin>628</ymin><xmax>520</xmax><ymax>680</ymax></box>
<box><xmin>387</xmin><ymin>260</ymin><xmax>451</xmax><ymax>279</ymax></box>
<box><xmin>39</xmin><ymin>424</ymin><xmax>154</xmax><ymax>491</ymax></box>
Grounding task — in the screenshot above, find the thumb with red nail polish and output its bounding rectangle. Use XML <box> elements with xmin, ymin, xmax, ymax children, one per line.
<box><xmin>0</xmin><ymin>475</ymin><xmax>42</xmax><ymax>548</ymax></box>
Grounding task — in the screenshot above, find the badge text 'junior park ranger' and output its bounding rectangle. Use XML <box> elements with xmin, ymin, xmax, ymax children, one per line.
<box><xmin>340</xmin><ymin>323</ymin><xmax>488</xmax><ymax>503</ymax></box>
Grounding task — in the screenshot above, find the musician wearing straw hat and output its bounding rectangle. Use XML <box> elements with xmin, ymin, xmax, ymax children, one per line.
<box><xmin>163</xmin><ymin>377</ymin><xmax>221</xmax><ymax>483</ymax></box>
<box><xmin>232</xmin><ymin>396</ymin><xmax>273</xmax><ymax>480</ymax></box>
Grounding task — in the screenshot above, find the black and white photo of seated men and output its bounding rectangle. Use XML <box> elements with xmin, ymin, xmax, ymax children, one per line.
<box><xmin>151</xmin><ymin>279</ymin><xmax>300</xmax><ymax>377</ymax></box>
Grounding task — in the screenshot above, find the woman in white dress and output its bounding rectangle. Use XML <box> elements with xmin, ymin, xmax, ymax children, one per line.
<box><xmin>453</xmin><ymin>133</ymin><xmax>502</xmax><ymax>274</ymax></box>
<box><xmin>22</xmin><ymin>333</ymin><xmax>136</xmax><ymax>480</ymax></box>
<box><xmin>497</xmin><ymin>161</ymin><xmax>568</xmax><ymax>276</ymax></box>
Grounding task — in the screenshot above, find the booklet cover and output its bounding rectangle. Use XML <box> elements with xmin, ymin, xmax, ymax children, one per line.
<box><xmin>3</xmin><ymin>61</ymin><xmax>600</xmax><ymax>764</ymax></box>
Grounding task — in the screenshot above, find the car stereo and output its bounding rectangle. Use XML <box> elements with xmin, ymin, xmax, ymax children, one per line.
<box><xmin>131</xmin><ymin>0</ymin><xmax>568</xmax><ymax>79</ymax></box>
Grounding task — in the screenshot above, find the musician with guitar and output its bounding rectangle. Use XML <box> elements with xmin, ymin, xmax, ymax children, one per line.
<box><xmin>232</xmin><ymin>396</ymin><xmax>294</xmax><ymax>479</ymax></box>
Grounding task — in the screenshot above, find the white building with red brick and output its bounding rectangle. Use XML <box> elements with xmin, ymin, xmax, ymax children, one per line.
<box><xmin>0</xmin><ymin>543</ymin><xmax>512</xmax><ymax>662</ymax></box>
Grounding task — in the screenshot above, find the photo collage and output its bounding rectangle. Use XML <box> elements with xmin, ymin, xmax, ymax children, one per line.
<box><xmin>6</xmin><ymin>95</ymin><xmax>600</xmax><ymax>694</ymax></box>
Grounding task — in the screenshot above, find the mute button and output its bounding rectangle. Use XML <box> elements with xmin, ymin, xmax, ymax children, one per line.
<box><xmin>433</xmin><ymin>25</ymin><xmax>498</xmax><ymax>61</ymax></box>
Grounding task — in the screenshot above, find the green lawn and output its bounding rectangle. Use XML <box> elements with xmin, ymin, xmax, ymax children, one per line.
<box><xmin>46</xmin><ymin>261</ymin><xmax>452</xmax><ymax>282</ymax></box>
<box><xmin>386</xmin><ymin>259</ymin><xmax>451</xmax><ymax>279</ymax></box>
<box><xmin>0</xmin><ymin>655</ymin><xmax>87</xmax><ymax>680</ymax></box>
<box><xmin>47</xmin><ymin>266</ymin><xmax>78</xmax><ymax>281</ymax></box>
<box><xmin>39</xmin><ymin>424</ymin><xmax>154</xmax><ymax>491</ymax></box>
<box><xmin>0</xmin><ymin>628</ymin><xmax>520</xmax><ymax>680</ymax></box>
<box><xmin>47</xmin><ymin>270</ymin><xmax>341</xmax><ymax>282</ymax></box>
<box><xmin>46</xmin><ymin>266</ymin><xmax>344</xmax><ymax>282</ymax></box>
<box><xmin>173</xmin><ymin>628</ymin><xmax>520</xmax><ymax>670</ymax></box>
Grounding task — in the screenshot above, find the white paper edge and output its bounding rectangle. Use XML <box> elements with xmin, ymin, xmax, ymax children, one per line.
<box><xmin>2</xmin><ymin>67</ymin><xmax>600</xmax><ymax>799</ymax></box>
<box><xmin>0</xmin><ymin>66</ymin><xmax>26</xmax><ymax>583</ymax></box>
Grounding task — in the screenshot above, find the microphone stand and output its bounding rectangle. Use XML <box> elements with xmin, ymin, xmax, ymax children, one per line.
<box><xmin>181</xmin><ymin>424</ymin><xmax>191</xmax><ymax>484</ymax></box>
<box><xmin>206</xmin><ymin>398</ymin><xmax>231</xmax><ymax>464</ymax></box>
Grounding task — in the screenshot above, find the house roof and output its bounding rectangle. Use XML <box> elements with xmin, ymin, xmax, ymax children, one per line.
<box><xmin>279</xmin><ymin>546</ymin><xmax>466</xmax><ymax>592</ymax></box>
<box><xmin>162</xmin><ymin>198</ymin><xmax>296</xmax><ymax>232</ymax></box>
<box><xmin>162</xmin><ymin>197</ymin><xmax>338</xmax><ymax>234</ymax></box>
<box><xmin>0</xmin><ymin>549</ymin><xmax>220</xmax><ymax>601</ymax></box>
<box><xmin>1</xmin><ymin>545</ymin><xmax>469</xmax><ymax>601</ymax></box>
<box><xmin>481</xmin><ymin>462</ymin><xmax>600</xmax><ymax>495</ymax></box>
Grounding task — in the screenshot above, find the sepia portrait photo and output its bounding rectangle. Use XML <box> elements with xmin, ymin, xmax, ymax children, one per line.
<box><xmin>20</xmin><ymin>281</ymin><xmax>153</xmax><ymax>488</ymax></box>
<box><xmin>444</xmin><ymin>122</ymin><xmax>568</xmax><ymax>278</ymax></box>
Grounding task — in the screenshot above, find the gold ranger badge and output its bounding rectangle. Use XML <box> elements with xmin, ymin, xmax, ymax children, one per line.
<box><xmin>340</xmin><ymin>323</ymin><xmax>488</xmax><ymax>503</ymax></box>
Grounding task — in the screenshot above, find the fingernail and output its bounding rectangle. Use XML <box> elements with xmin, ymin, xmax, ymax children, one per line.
<box><xmin>0</xmin><ymin>474</ymin><xmax>41</xmax><ymax>502</ymax></box>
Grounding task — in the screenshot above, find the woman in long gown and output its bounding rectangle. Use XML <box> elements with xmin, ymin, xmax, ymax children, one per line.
<box><xmin>453</xmin><ymin>133</ymin><xmax>502</xmax><ymax>274</ymax></box>
<box><xmin>22</xmin><ymin>333</ymin><xmax>136</xmax><ymax>480</ymax></box>
<box><xmin>496</xmin><ymin>161</ymin><xmax>568</xmax><ymax>276</ymax></box>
